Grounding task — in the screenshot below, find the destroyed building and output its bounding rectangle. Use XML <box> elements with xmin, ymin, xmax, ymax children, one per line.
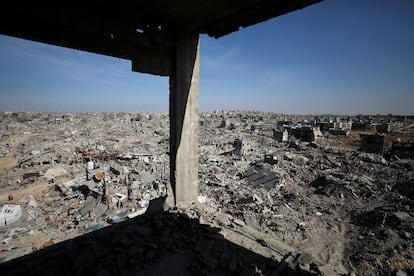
<box><xmin>219</xmin><ymin>119</ymin><xmax>226</xmax><ymax>128</ymax></box>
<box><xmin>290</xmin><ymin>127</ymin><xmax>313</xmax><ymax>142</ymax></box>
<box><xmin>375</xmin><ymin>122</ymin><xmax>391</xmax><ymax>133</ymax></box>
<box><xmin>243</xmin><ymin>165</ymin><xmax>281</xmax><ymax>191</ymax></box>
<box><xmin>273</xmin><ymin>128</ymin><xmax>289</xmax><ymax>142</ymax></box>
<box><xmin>391</xmin><ymin>141</ymin><xmax>414</xmax><ymax>159</ymax></box>
<box><xmin>264</xmin><ymin>153</ymin><xmax>278</xmax><ymax>165</ymax></box>
<box><xmin>233</xmin><ymin>138</ymin><xmax>243</xmax><ymax>157</ymax></box>
<box><xmin>317</xmin><ymin>121</ymin><xmax>334</xmax><ymax>132</ymax></box>
<box><xmin>351</xmin><ymin>121</ymin><xmax>367</xmax><ymax>130</ymax></box>
<box><xmin>334</xmin><ymin>120</ymin><xmax>352</xmax><ymax>131</ymax></box>
<box><xmin>289</xmin><ymin>126</ymin><xmax>315</xmax><ymax>142</ymax></box>
<box><xmin>276</xmin><ymin>120</ymin><xmax>293</xmax><ymax>131</ymax></box>
<box><xmin>360</xmin><ymin>133</ymin><xmax>385</xmax><ymax>154</ymax></box>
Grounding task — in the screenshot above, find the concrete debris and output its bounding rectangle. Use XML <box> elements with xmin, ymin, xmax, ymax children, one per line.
<box><xmin>0</xmin><ymin>209</ymin><xmax>324</xmax><ymax>275</ymax></box>
<box><xmin>0</xmin><ymin>112</ymin><xmax>169</xmax><ymax>264</ymax></box>
<box><xmin>44</xmin><ymin>167</ymin><xmax>68</xmax><ymax>181</ymax></box>
<box><xmin>197</xmin><ymin>111</ymin><xmax>414</xmax><ymax>275</ymax></box>
<box><xmin>0</xmin><ymin>111</ymin><xmax>413</xmax><ymax>276</ymax></box>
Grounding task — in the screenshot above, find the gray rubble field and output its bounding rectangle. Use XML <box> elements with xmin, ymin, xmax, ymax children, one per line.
<box><xmin>0</xmin><ymin>111</ymin><xmax>413</xmax><ymax>275</ymax></box>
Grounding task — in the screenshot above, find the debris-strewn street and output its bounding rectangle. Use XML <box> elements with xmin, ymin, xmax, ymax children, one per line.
<box><xmin>1</xmin><ymin>111</ymin><xmax>413</xmax><ymax>275</ymax></box>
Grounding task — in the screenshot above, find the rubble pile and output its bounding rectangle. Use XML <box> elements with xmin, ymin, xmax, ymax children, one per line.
<box><xmin>1</xmin><ymin>111</ymin><xmax>413</xmax><ymax>275</ymax></box>
<box><xmin>198</xmin><ymin>111</ymin><xmax>414</xmax><ymax>275</ymax></box>
<box><xmin>0</xmin><ymin>112</ymin><xmax>169</xmax><ymax>263</ymax></box>
<box><xmin>0</xmin><ymin>206</ymin><xmax>321</xmax><ymax>276</ymax></box>
<box><xmin>0</xmin><ymin>170</ymin><xmax>167</xmax><ymax>261</ymax></box>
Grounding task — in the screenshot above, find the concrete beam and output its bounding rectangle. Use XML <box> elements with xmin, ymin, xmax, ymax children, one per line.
<box><xmin>169</xmin><ymin>30</ymin><xmax>199</xmax><ymax>205</ymax></box>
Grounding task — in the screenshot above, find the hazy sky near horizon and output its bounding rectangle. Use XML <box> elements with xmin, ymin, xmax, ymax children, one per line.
<box><xmin>0</xmin><ymin>0</ymin><xmax>413</xmax><ymax>115</ymax></box>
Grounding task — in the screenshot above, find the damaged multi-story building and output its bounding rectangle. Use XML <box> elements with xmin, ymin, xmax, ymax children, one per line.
<box><xmin>391</xmin><ymin>141</ymin><xmax>414</xmax><ymax>159</ymax></box>
<box><xmin>360</xmin><ymin>133</ymin><xmax>385</xmax><ymax>154</ymax></box>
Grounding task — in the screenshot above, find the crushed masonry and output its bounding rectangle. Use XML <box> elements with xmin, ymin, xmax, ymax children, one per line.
<box><xmin>0</xmin><ymin>111</ymin><xmax>413</xmax><ymax>275</ymax></box>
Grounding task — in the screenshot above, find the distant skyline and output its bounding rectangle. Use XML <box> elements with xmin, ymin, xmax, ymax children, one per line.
<box><xmin>0</xmin><ymin>0</ymin><xmax>413</xmax><ymax>115</ymax></box>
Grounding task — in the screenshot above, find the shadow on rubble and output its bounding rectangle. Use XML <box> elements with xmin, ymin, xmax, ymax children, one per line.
<box><xmin>394</xmin><ymin>179</ymin><xmax>414</xmax><ymax>200</ymax></box>
<box><xmin>0</xmin><ymin>198</ymin><xmax>317</xmax><ymax>276</ymax></box>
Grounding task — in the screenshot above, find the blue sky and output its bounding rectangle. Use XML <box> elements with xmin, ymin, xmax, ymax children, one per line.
<box><xmin>0</xmin><ymin>0</ymin><xmax>413</xmax><ymax>115</ymax></box>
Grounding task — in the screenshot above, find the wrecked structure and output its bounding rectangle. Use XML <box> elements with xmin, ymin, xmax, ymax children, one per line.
<box><xmin>360</xmin><ymin>133</ymin><xmax>385</xmax><ymax>154</ymax></box>
<box><xmin>375</xmin><ymin>122</ymin><xmax>391</xmax><ymax>133</ymax></box>
<box><xmin>244</xmin><ymin>164</ymin><xmax>281</xmax><ymax>191</ymax></box>
<box><xmin>351</xmin><ymin>121</ymin><xmax>367</xmax><ymax>130</ymax></box>
<box><xmin>317</xmin><ymin>121</ymin><xmax>334</xmax><ymax>132</ymax></box>
<box><xmin>290</xmin><ymin>126</ymin><xmax>318</xmax><ymax>142</ymax></box>
<box><xmin>233</xmin><ymin>138</ymin><xmax>243</xmax><ymax>158</ymax></box>
<box><xmin>391</xmin><ymin>141</ymin><xmax>414</xmax><ymax>159</ymax></box>
<box><xmin>273</xmin><ymin>128</ymin><xmax>289</xmax><ymax>143</ymax></box>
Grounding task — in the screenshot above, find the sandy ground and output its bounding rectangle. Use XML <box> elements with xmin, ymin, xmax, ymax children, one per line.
<box><xmin>0</xmin><ymin>133</ymin><xmax>53</xmax><ymax>203</ymax></box>
<box><xmin>326</xmin><ymin>126</ymin><xmax>414</xmax><ymax>151</ymax></box>
<box><xmin>0</xmin><ymin>133</ymin><xmax>41</xmax><ymax>175</ymax></box>
<box><xmin>0</xmin><ymin>180</ymin><xmax>53</xmax><ymax>204</ymax></box>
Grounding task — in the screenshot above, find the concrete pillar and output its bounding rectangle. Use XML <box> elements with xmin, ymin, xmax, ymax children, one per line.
<box><xmin>169</xmin><ymin>30</ymin><xmax>199</xmax><ymax>205</ymax></box>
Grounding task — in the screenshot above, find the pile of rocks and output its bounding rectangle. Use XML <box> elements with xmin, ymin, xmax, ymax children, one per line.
<box><xmin>0</xmin><ymin>204</ymin><xmax>321</xmax><ymax>276</ymax></box>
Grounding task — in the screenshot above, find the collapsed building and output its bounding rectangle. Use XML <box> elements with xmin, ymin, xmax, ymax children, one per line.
<box><xmin>360</xmin><ymin>133</ymin><xmax>385</xmax><ymax>154</ymax></box>
<box><xmin>273</xmin><ymin>128</ymin><xmax>289</xmax><ymax>143</ymax></box>
<box><xmin>273</xmin><ymin>126</ymin><xmax>322</xmax><ymax>143</ymax></box>
<box><xmin>375</xmin><ymin>123</ymin><xmax>391</xmax><ymax>133</ymax></box>
<box><xmin>351</xmin><ymin>121</ymin><xmax>367</xmax><ymax>130</ymax></box>
<box><xmin>391</xmin><ymin>141</ymin><xmax>414</xmax><ymax>159</ymax></box>
<box><xmin>290</xmin><ymin>126</ymin><xmax>322</xmax><ymax>142</ymax></box>
<box><xmin>243</xmin><ymin>164</ymin><xmax>281</xmax><ymax>191</ymax></box>
<box><xmin>317</xmin><ymin>121</ymin><xmax>334</xmax><ymax>132</ymax></box>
